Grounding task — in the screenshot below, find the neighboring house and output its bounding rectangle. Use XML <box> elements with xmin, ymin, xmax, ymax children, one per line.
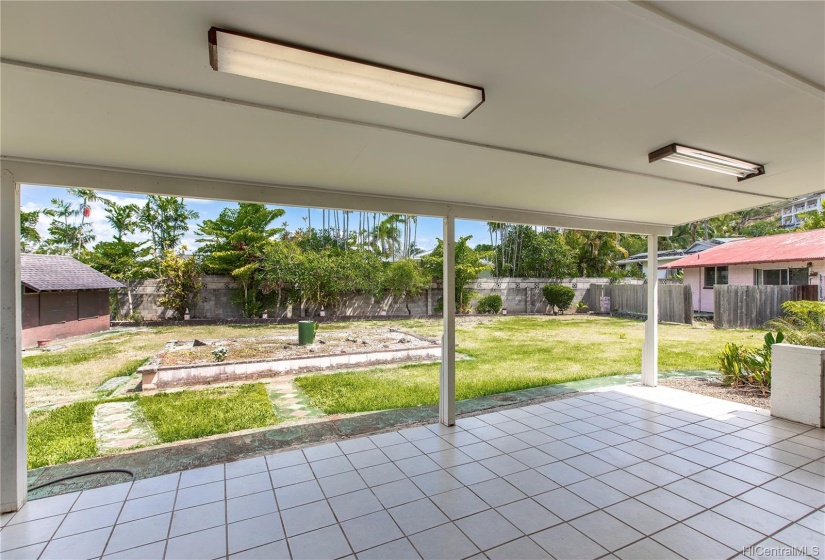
<box><xmin>781</xmin><ymin>192</ymin><xmax>824</xmax><ymax>228</ymax></box>
<box><xmin>617</xmin><ymin>238</ymin><xmax>744</xmax><ymax>279</ymax></box>
<box><xmin>21</xmin><ymin>254</ymin><xmax>123</xmax><ymax>348</ymax></box>
<box><xmin>661</xmin><ymin>230</ymin><xmax>825</xmax><ymax>313</ymax></box>
<box><xmin>617</xmin><ymin>250</ymin><xmax>686</xmax><ymax>279</ymax></box>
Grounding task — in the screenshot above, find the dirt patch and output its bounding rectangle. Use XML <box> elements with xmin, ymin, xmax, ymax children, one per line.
<box><xmin>659</xmin><ymin>377</ymin><xmax>770</xmax><ymax>409</ymax></box>
<box><xmin>159</xmin><ymin>328</ymin><xmax>436</xmax><ymax>367</ymax></box>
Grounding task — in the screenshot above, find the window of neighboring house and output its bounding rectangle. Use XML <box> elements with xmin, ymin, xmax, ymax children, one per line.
<box><xmin>755</xmin><ymin>268</ymin><xmax>809</xmax><ymax>286</ymax></box>
<box><xmin>704</xmin><ymin>266</ymin><xmax>728</xmax><ymax>288</ymax></box>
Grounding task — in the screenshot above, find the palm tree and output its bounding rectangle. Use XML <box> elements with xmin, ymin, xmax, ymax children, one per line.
<box><xmin>104</xmin><ymin>200</ymin><xmax>139</xmax><ymax>242</ymax></box>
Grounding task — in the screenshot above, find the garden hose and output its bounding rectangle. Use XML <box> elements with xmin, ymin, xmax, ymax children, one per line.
<box><xmin>27</xmin><ymin>468</ymin><xmax>136</xmax><ymax>492</ymax></box>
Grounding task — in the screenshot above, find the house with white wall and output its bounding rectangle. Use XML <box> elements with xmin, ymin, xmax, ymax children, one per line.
<box><xmin>781</xmin><ymin>192</ymin><xmax>824</xmax><ymax>228</ymax></box>
<box><xmin>662</xmin><ymin>229</ymin><xmax>825</xmax><ymax>313</ymax></box>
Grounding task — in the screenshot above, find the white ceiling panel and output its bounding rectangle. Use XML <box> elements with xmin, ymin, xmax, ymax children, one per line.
<box><xmin>1</xmin><ymin>1</ymin><xmax>822</xmax><ymax>230</ymax></box>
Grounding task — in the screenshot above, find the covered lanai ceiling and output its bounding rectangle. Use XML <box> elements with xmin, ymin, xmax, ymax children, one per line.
<box><xmin>1</xmin><ymin>1</ymin><xmax>823</xmax><ymax>233</ymax></box>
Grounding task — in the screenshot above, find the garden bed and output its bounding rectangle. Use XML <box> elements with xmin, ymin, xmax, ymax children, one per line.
<box><xmin>139</xmin><ymin>328</ymin><xmax>440</xmax><ymax>390</ymax></box>
<box><xmin>658</xmin><ymin>376</ymin><xmax>769</xmax><ymax>409</ymax></box>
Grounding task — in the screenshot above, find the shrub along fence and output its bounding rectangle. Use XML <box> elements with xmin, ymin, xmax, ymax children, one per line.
<box><xmin>582</xmin><ymin>283</ymin><xmax>693</xmax><ymax>325</ymax></box>
<box><xmin>713</xmin><ymin>285</ymin><xmax>819</xmax><ymax>329</ymax></box>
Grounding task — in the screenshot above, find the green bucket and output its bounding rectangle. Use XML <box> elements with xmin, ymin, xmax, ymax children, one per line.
<box><xmin>298</xmin><ymin>320</ymin><xmax>316</xmax><ymax>345</ymax></box>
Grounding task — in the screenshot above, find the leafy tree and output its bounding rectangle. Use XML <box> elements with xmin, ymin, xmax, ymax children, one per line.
<box><xmin>422</xmin><ymin>235</ymin><xmax>492</xmax><ymax>313</ymax></box>
<box><xmin>564</xmin><ymin>230</ymin><xmax>627</xmax><ymax>277</ymax></box>
<box><xmin>157</xmin><ymin>250</ymin><xmax>202</xmax><ymax>320</ymax></box>
<box><xmin>295</xmin><ymin>248</ymin><xmax>384</xmax><ymax>310</ymax></box>
<box><xmin>139</xmin><ymin>196</ymin><xmax>199</xmax><ymax>259</ymax></box>
<box><xmin>384</xmin><ymin>259</ymin><xmax>432</xmax><ymax>314</ymax></box>
<box><xmin>519</xmin><ymin>230</ymin><xmax>577</xmax><ymax>278</ymax></box>
<box><xmin>542</xmin><ymin>284</ymin><xmax>575</xmax><ymax>315</ymax></box>
<box><xmin>259</xmin><ymin>240</ymin><xmax>303</xmax><ymax>312</ymax></box>
<box><xmin>20</xmin><ymin>210</ymin><xmax>41</xmax><ymax>251</ymax></box>
<box><xmin>795</xmin><ymin>201</ymin><xmax>825</xmax><ymax>231</ymax></box>
<box><xmin>42</xmin><ymin>191</ymin><xmax>97</xmax><ymax>255</ymax></box>
<box><xmin>260</xmin><ymin>245</ymin><xmax>384</xmax><ymax>313</ymax></box>
<box><xmin>82</xmin><ymin>241</ymin><xmax>153</xmax><ymax>281</ymax></box>
<box><xmin>476</xmin><ymin>294</ymin><xmax>503</xmax><ymax>314</ymax></box>
<box><xmin>103</xmin><ymin>200</ymin><xmax>140</xmax><ymax>242</ymax></box>
<box><xmin>197</xmin><ymin>203</ymin><xmax>285</xmax><ymax>317</ymax></box>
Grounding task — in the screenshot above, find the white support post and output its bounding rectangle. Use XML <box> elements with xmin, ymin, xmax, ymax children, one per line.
<box><xmin>0</xmin><ymin>169</ymin><xmax>26</xmax><ymax>513</ymax></box>
<box><xmin>642</xmin><ymin>234</ymin><xmax>659</xmax><ymax>387</ymax></box>
<box><xmin>440</xmin><ymin>215</ymin><xmax>456</xmax><ymax>426</ymax></box>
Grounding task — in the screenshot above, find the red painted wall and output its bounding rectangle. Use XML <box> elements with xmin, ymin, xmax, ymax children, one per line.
<box><xmin>22</xmin><ymin>314</ymin><xmax>111</xmax><ymax>348</ymax></box>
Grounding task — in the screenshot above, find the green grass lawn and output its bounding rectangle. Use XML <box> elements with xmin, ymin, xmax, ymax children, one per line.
<box><xmin>295</xmin><ymin>316</ymin><xmax>763</xmax><ymax>414</ymax></box>
<box><xmin>26</xmin><ymin>316</ymin><xmax>764</xmax><ymax>469</ymax></box>
<box><xmin>28</xmin><ymin>400</ymin><xmax>101</xmax><ymax>469</ymax></box>
<box><xmin>138</xmin><ymin>383</ymin><xmax>280</xmax><ymax>443</ymax></box>
<box><xmin>28</xmin><ymin>383</ymin><xmax>279</xmax><ymax>469</ymax></box>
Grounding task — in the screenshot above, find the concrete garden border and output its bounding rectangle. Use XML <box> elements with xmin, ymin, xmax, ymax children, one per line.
<box><xmin>139</xmin><ymin>345</ymin><xmax>442</xmax><ymax>391</ymax></box>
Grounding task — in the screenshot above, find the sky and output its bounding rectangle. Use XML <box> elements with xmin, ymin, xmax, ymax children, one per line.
<box><xmin>21</xmin><ymin>185</ymin><xmax>492</xmax><ymax>251</ymax></box>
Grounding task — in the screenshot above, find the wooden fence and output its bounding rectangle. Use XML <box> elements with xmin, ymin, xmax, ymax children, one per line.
<box><xmin>713</xmin><ymin>285</ymin><xmax>819</xmax><ymax>329</ymax></box>
<box><xmin>583</xmin><ymin>284</ymin><xmax>693</xmax><ymax>324</ymax></box>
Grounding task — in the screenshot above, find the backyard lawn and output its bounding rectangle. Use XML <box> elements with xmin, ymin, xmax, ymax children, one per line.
<box><xmin>24</xmin><ymin>315</ymin><xmax>763</xmax><ymax>468</ymax></box>
<box><xmin>295</xmin><ymin>316</ymin><xmax>765</xmax><ymax>413</ymax></box>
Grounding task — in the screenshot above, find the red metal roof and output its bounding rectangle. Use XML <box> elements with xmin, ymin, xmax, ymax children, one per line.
<box><xmin>662</xmin><ymin>229</ymin><xmax>825</xmax><ymax>269</ymax></box>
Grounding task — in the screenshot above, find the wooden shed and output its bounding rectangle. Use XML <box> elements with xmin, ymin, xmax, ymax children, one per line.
<box><xmin>21</xmin><ymin>254</ymin><xmax>123</xmax><ymax>348</ymax></box>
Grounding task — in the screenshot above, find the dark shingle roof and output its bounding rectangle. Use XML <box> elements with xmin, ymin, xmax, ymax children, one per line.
<box><xmin>21</xmin><ymin>254</ymin><xmax>124</xmax><ymax>292</ymax></box>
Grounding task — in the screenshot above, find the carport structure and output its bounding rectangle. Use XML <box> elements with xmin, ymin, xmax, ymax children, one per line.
<box><xmin>1</xmin><ymin>0</ymin><xmax>823</xmax><ymax>524</ymax></box>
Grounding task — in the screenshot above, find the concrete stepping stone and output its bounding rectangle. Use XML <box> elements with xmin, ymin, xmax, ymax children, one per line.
<box><xmin>93</xmin><ymin>401</ymin><xmax>158</xmax><ymax>453</ymax></box>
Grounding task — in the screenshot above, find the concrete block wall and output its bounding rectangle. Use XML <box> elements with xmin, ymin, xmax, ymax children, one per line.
<box><xmin>467</xmin><ymin>277</ymin><xmax>629</xmax><ymax>314</ymax></box>
<box><xmin>116</xmin><ymin>275</ymin><xmax>640</xmax><ymax>320</ymax></box>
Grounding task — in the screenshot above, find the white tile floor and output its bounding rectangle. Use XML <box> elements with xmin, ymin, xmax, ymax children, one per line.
<box><xmin>2</xmin><ymin>385</ymin><xmax>823</xmax><ymax>560</ymax></box>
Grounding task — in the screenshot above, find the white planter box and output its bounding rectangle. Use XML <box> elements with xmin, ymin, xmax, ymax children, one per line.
<box><xmin>771</xmin><ymin>343</ymin><xmax>825</xmax><ymax>427</ymax></box>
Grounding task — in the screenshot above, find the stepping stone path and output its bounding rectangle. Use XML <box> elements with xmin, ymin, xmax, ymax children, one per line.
<box><xmin>92</xmin><ymin>401</ymin><xmax>158</xmax><ymax>453</ymax></box>
<box><xmin>94</xmin><ymin>375</ymin><xmax>133</xmax><ymax>395</ymax></box>
<box><xmin>268</xmin><ymin>376</ymin><xmax>323</xmax><ymax>420</ymax></box>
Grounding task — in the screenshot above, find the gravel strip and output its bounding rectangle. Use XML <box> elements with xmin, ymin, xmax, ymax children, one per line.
<box><xmin>659</xmin><ymin>377</ymin><xmax>770</xmax><ymax>410</ymax></box>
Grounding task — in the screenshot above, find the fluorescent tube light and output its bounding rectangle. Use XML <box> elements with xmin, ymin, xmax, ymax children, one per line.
<box><xmin>648</xmin><ymin>144</ymin><xmax>765</xmax><ymax>181</ymax></box>
<box><xmin>208</xmin><ymin>27</ymin><xmax>485</xmax><ymax>118</ymax></box>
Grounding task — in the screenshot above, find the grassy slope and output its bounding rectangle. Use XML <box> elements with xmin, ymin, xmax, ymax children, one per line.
<box><xmin>296</xmin><ymin>316</ymin><xmax>764</xmax><ymax>414</ymax></box>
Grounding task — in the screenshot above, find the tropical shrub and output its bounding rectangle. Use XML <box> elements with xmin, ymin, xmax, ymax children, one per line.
<box><xmin>157</xmin><ymin>250</ymin><xmax>202</xmax><ymax>320</ymax></box>
<box><xmin>717</xmin><ymin>331</ymin><xmax>784</xmax><ymax>395</ymax></box>
<box><xmin>768</xmin><ymin>300</ymin><xmax>825</xmax><ymax>347</ymax></box>
<box><xmin>476</xmin><ymin>294</ymin><xmax>503</xmax><ymax>314</ymax></box>
<box><xmin>422</xmin><ymin>235</ymin><xmax>491</xmax><ymax>313</ymax></box>
<box><xmin>384</xmin><ymin>259</ymin><xmax>431</xmax><ymax>315</ymax></box>
<box><xmin>434</xmin><ymin>289</ymin><xmax>477</xmax><ymax>314</ymax></box>
<box><xmin>542</xmin><ymin>284</ymin><xmax>576</xmax><ymax>315</ymax></box>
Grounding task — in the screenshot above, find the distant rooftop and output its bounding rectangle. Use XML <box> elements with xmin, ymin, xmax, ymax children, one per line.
<box><xmin>21</xmin><ymin>254</ymin><xmax>124</xmax><ymax>292</ymax></box>
<box><xmin>663</xmin><ymin>229</ymin><xmax>825</xmax><ymax>269</ymax></box>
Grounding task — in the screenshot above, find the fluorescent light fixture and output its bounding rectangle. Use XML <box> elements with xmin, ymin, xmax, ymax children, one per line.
<box><xmin>208</xmin><ymin>27</ymin><xmax>485</xmax><ymax>118</ymax></box>
<box><xmin>648</xmin><ymin>143</ymin><xmax>765</xmax><ymax>181</ymax></box>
